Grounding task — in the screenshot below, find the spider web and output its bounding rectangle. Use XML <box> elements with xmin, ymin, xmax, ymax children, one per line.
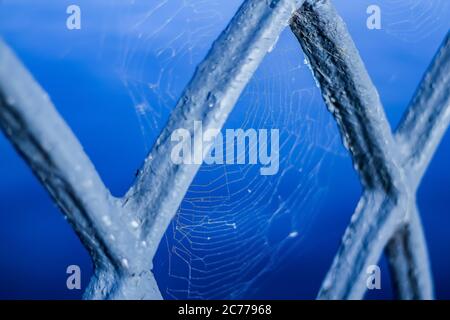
<box><xmin>107</xmin><ymin>0</ymin><xmax>450</xmax><ymax>300</ymax></box>
<box><xmin>112</xmin><ymin>0</ymin><xmax>343</xmax><ymax>299</ymax></box>
<box><xmin>383</xmin><ymin>0</ymin><xmax>450</xmax><ymax>42</ymax></box>
<box><xmin>0</xmin><ymin>0</ymin><xmax>448</xmax><ymax>300</ymax></box>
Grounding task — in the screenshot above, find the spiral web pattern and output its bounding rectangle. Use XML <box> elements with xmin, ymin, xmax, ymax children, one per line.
<box><xmin>112</xmin><ymin>0</ymin><xmax>342</xmax><ymax>299</ymax></box>
<box><xmin>0</xmin><ymin>0</ymin><xmax>447</xmax><ymax>300</ymax></box>
<box><xmin>84</xmin><ymin>1</ymin><xmax>449</xmax><ymax>298</ymax></box>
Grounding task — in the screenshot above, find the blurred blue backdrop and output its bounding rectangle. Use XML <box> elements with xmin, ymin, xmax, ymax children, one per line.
<box><xmin>0</xmin><ymin>0</ymin><xmax>449</xmax><ymax>299</ymax></box>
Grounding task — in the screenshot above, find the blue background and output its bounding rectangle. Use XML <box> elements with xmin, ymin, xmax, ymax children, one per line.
<box><xmin>0</xmin><ymin>0</ymin><xmax>449</xmax><ymax>299</ymax></box>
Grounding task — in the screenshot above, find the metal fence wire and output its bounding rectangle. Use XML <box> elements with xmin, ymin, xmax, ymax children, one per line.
<box><xmin>0</xmin><ymin>0</ymin><xmax>449</xmax><ymax>299</ymax></box>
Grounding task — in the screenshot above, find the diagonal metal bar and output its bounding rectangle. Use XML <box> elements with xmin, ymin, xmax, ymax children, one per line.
<box><xmin>290</xmin><ymin>0</ymin><xmax>410</xmax><ymax>299</ymax></box>
<box><xmin>290</xmin><ymin>0</ymin><xmax>449</xmax><ymax>299</ymax></box>
<box><xmin>0</xmin><ymin>39</ymin><xmax>165</xmax><ymax>300</ymax></box>
<box><xmin>385</xmin><ymin>205</ymin><xmax>432</xmax><ymax>299</ymax></box>
<box><xmin>291</xmin><ymin>1</ymin><xmax>403</xmax><ymax>192</ymax></box>
<box><xmin>122</xmin><ymin>0</ymin><xmax>304</xmax><ymax>260</ymax></box>
<box><xmin>0</xmin><ymin>39</ymin><xmax>137</xmax><ymax>270</ymax></box>
<box><xmin>396</xmin><ymin>32</ymin><xmax>450</xmax><ymax>187</ymax></box>
<box><xmin>386</xmin><ymin>31</ymin><xmax>450</xmax><ymax>299</ymax></box>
